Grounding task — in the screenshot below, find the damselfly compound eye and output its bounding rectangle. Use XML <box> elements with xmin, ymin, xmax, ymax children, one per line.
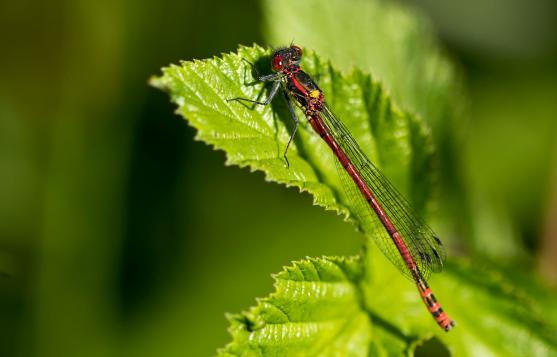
<box><xmin>272</xmin><ymin>54</ymin><xmax>283</xmax><ymax>71</ymax></box>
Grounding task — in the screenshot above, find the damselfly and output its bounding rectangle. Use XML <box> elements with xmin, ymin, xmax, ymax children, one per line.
<box><xmin>228</xmin><ymin>45</ymin><xmax>455</xmax><ymax>331</ymax></box>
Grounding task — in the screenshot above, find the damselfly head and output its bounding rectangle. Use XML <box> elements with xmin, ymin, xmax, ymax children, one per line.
<box><xmin>271</xmin><ymin>45</ymin><xmax>303</xmax><ymax>72</ymax></box>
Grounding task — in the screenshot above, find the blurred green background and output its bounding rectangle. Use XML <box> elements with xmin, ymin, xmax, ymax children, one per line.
<box><xmin>1</xmin><ymin>0</ymin><xmax>556</xmax><ymax>356</ymax></box>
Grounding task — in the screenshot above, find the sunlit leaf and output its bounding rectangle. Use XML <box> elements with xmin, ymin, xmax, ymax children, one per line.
<box><xmin>218</xmin><ymin>256</ymin><xmax>372</xmax><ymax>356</ymax></box>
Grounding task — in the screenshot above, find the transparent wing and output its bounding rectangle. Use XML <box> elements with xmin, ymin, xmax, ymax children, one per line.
<box><xmin>321</xmin><ymin>104</ymin><xmax>445</xmax><ymax>280</ymax></box>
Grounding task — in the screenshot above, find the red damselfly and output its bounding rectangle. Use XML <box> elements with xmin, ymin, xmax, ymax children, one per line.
<box><xmin>228</xmin><ymin>45</ymin><xmax>455</xmax><ymax>331</ymax></box>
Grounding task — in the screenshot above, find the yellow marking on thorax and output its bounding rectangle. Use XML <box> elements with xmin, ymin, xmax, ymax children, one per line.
<box><xmin>309</xmin><ymin>90</ymin><xmax>321</xmax><ymax>98</ymax></box>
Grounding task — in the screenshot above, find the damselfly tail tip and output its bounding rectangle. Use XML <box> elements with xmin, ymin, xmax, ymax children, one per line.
<box><xmin>444</xmin><ymin>319</ymin><xmax>456</xmax><ymax>332</ymax></box>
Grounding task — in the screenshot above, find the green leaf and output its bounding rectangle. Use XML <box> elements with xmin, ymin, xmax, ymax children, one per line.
<box><xmin>216</xmin><ymin>250</ymin><xmax>557</xmax><ymax>357</ymax></box>
<box><xmin>151</xmin><ymin>46</ymin><xmax>557</xmax><ymax>355</ymax></box>
<box><xmin>218</xmin><ymin>256</ymin><xmax>372</xmax><ymax>356</ymax></box>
